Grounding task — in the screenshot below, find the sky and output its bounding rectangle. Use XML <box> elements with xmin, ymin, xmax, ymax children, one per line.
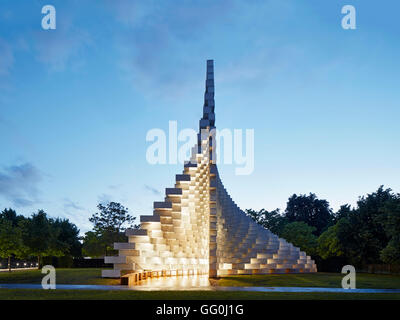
<box><xmin>0</xmin><ymin>0</ymin><xmax>399</xmax><ymax>234</ymax></box>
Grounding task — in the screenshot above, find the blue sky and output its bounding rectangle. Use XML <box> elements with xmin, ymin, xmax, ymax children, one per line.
<box><xmin>0</xmin><ymin>0</ymin><xmax>399</xmax><ymax>234</ymax></box>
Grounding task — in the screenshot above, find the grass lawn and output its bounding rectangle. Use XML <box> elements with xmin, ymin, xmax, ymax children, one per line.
<box><xmin>0</xmin><ymin>268</ymin><xmax>119</xmax><ymax>286</ymax></box>
<box><xmin>0</xmin><ymin>289</ymin><xmax>399</xmax><ymax>300</ymax></box>
<box><xmin>211</xmin><ymin>272</ymin><xmax>400</xmax><ymax>289</ymax></box>
<box><xmin>1</xmin><ymin>269</ymin><xmax>400</xmax><ymax>299</ymax></box>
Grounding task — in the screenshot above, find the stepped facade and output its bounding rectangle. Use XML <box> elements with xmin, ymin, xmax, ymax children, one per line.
<box><xmin>102</xmin><ymin>60</ymin><xmax>317</xmax><ymax>278</ymax></box>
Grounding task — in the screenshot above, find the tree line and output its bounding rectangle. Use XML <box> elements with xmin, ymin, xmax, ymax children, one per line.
<box><xmin>1</xmin><ymin>186</ymin><xmax>399</xmax><ymax>272</ymax></box>
<box><xmin>0</xmin><ymin>209</ymin><xmax>81</xmax><ymax>270</ymax></box>
<box><xmin>0</xmin><ymin>202</ymin><xmax>136</xmax><ymax>271</ymax></box>
<box><xmin>246</xmin><ymin>186</ymin><xmax>400</xmax><ymax>270</ymax></box>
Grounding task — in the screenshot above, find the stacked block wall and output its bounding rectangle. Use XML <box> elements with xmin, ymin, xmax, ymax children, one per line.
<box><xmin>102</xmin><ymin>138</ymin><xmax>212</xmax><ymax>278</ymax></box>
<box><xmin>213</xmin><ymin>173</ymin><xmax>317</xmax><ymax>276</ymax></box>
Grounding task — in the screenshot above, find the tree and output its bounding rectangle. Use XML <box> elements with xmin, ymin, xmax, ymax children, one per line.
<box><xmin>246</xmin><ymin>208</ymin><xmax>287</xmax><ymax>235</ymax></box>
<box><xmin>284</xmin><ymin>193</ymin><xmax>333</xmax><ymax>236</ymax></box>
<box><xmin>333</xmin><ymin>204</ymin><xmax>353</xmax><ymax>222</ymax></box>
<box><xmin>0</xmin><ymin>209</ymin><xmax>27</xmax><ymax>271</ymax></box>
<box><xmin>315</xmin><ymin>186</ymin><xmax>398</xmax><ymax>266</ymax></box>
<box><xmin>82</xmin><ymin>231</ymin><xmax>107</xmax><ymax>258</ymax></box>
<box><xmin>0</xmin><ymin>208</ymin><xmax>21</xmax><ymax>224</ymax></box>
<box><xmin>0</xmin><ymin>219</ymin><xmax>26</xmax><ymax>271</ymax></box>
<box><xmin>380</xmin><ymin>241</ymin><xmax>400</xmax><ymax>264</ymax></box>
<box><xmin>51</xmin><ymin>218</ymin><xmax>82</xmax><ymax>257</ymax></box>
<box><xmin>281</xmin><ymin>222</ymin><xmax>318</xmax><ymax>256</ymax></box>
<box><xmin>318</xmin><ymin>222</ymin><xmax>346</xmax><ymax>260</ymax></box>
<box><xmin>342</xmin><ymin>186</ymin><xmax>394</xmax><ymax>265</ymax></box>
<box><xmin>88</xmin><ymin>202</ymin><xmax>136</xmax><ymax>256</ymax></box>
<box><xmin>380</xmin><ymin>195</ymin><xmax>400</xmax><ymax>264</ymax></box>
<box><xmin>0</xmin><ymin>208</ymin><xmax>82</xmax><ymax>268</ymax></box>
<box><xmin>20</xmin><ymin>210</ymin><xmax>53</xmax><ymax>267</ymax></box>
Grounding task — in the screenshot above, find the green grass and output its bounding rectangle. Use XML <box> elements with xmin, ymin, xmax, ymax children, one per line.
<box><xmin>3</xmin><ymin>269</ymin><xmax>400</xmax><ymax>289</ymax></box>
<box><xmin>0</xmin><ymin>268</ymin><xmax>118</xmax><ymax>285</ymax></box>
<box><xmin>1</xmin><ymin>269</ymin><xmax>400</xmax><ymax>300</ymax></box>
<box><xmin>212</xmin><ymin>272</ymin><xmax>400</xmax><ymax>289</ymax></box>
<box><xmin>0</xmin><ymin>289</ymin><xmax>399</xmax><ymax>300</ymax></box>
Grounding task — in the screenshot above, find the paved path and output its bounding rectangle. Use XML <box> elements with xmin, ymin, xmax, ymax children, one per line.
<box><xmin>1</xmin><ymin>283</ymin><xmax>400</xmax><ymax>293</ymax></box>
<box><xmin>0</xmin><ymin>268</ymin><xmax>38</xmax><ymax>272</ymax></box>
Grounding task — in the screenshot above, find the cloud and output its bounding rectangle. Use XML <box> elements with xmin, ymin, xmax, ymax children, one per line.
<box><xmin>63</xmin><ymin>198</ymin><xmax>84</xmax><ymax>211</ymax></box>
<box><xmin>108</xmin><ymin>0</ymin><xmax>234</xmax><ymax>35</ymax></box>
<box><xmin>97</xmin><ymin>193</ymin><xmax>112</xmax><ymax>204</ymax></box>
<box><xmin>217</xmin><ymin>44</ymin><xmax>307</xmax><ymax>89</ymax></box>
<box><xmin>0</xmin><ymin>163</ymin><xmax>42</xmax><ymax>207</ymax></box>
<box><xmin>13</xmin><ymin>198</ymin><xmax>35</xmax><ymax>207</ymax></box>
<box><xmin>144</xmin><ymin>184</ymin><xmax>161</xmax><ymax>196</ymax></box>
<box><xmin>108</xmin><ymin>184</ymin><xmax>122</xmax><ymax>190</ymax></box>
<box><xmin>61</xmin><ymin>198</ymin><xmax>91</xmax><ymax>234</ymax></box>
<box><xmin>106</xmin><ymin>0</ymin><xmax>303</xmax><ymax>100</ymax></box>
<box><xmin>33</xmin><ymin>14</ymin><xmax>92</xmax><ymax>72</ymax></box>
<box><xmin>108</xmin><ymin>0</ymin><xmax>236</xmax><ymax>97</ymax></box>
<box><xmin>61</xmin><ymin>209</ymin><xmax>91</xmax><ymax>235</ymax></box>
<box><xmin>105</xmin><ymin>0</ymin><xmax>154</xmax><ymax>27</ymax></box>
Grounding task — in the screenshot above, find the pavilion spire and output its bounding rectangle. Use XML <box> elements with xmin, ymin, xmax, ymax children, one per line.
<box><xmin>199</xmin><ymin>59</ymin><xmax>215</xmax><ymax>130</ymax></box>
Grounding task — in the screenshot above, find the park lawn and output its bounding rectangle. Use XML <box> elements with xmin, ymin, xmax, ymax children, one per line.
<box><xmin>1</xmin><ymin>269</ymin><xmax>400</xmax><ymax>299</ymax></box>
<box><xmin>0</xmin><ymin>268</ymin><xmax>119</xmax><ymax>286</ymax></box>
<box><xmin>2</xmin><ymin>269</ymin><xmax>400</xmax><ymax>289</ymax></box>
<box><xmin>212</xmin><ymin>272</ymin><xmax>400</xmax><ymax>289</ymax></box>
<box><xmin>0</xmin><ymin>289</ymin><xmax>399</xmax><ymax>300</ymax></box>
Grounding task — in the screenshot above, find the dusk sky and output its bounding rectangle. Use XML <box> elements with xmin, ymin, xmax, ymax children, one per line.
<box><xmin>1</xmin><ymin>0</ymin><xmax>399</xmax><ymax>234</ymax></box>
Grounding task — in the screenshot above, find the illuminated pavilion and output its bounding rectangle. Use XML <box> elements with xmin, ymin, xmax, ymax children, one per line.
<box><xmin>102</xmin><ymin>60</ymin><xmax>317</xmax><ymax>279</ymax></box>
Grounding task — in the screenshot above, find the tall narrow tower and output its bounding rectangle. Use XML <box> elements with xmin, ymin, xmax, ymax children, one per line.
<box><xmin>102</xmin><ymin>60</ymin><xmax>317</xmax><ymax>279</ymax></box>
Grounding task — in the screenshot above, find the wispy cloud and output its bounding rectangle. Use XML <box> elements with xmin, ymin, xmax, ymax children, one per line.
<box><xmin>97</xmin><ymin>193</ymin><xmax>112</xmax><ymax>204</ymax></box>
<box><xmin>33</xmin><ymin>14</ymin><xmax>92</xmax><ymax>72</ymax></box>
<box><xmin>217</xmin><ymin>44</ymin><xmax>307</xmax><ymax>89</ymax></box>
<box><xmin>63</xmin><ymin>198</ymin><xmax>84</xmax><ymax>211</ymax></box>
<box><xmin>105</xmin><ymin>0</ymin><xmax>304</xmax><ymax>101</ymax></box>
<box><xmin>61</xmin><ymin>198</ymin><xmax>91</xmax><ymax>234</ymax></box>
<box><xmin>108</xmin><ymin>0</ymin><xmax>236</xmax><ymax>97</ymax></box>
<box><xmin>144</xmin><ymin>184</ymin><xmax>161</xmax><ymax>196</ymax></box>
<box><xmin>108</xmin><ymin>184</ymin><xmax>122</xmax><ymax>190</ymax></box>
<box><xmin>0</xmin><ymin>162</ymin><xmax>42</xmax><ymax>207</ymax></box>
